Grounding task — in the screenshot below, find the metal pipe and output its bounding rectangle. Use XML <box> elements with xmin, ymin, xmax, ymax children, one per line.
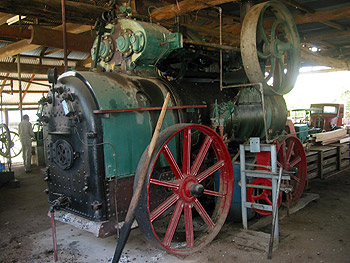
<box><xmin>240</xmin><ymin>144</ymin><xmax>248</xmax><ymax>230</ymax></box>
<box><xmin>93</xmin><ymin>105</ymin><xmax>207</xmax><ymax>114</ymax></box>
<box><xmin>61</xmin><ymin>0</ymin><xmax>68</xmax><ymax>72</ymax></box>
<box><xmin>183</xmin><ymin>40</ymin><xmax>240</xmax><ymax>51</ymax></box>
<box><xmin>268</xmin><ymin>167</ymin><xmax>283</xmax><ymax>259</ymax></box>
<box><xmin>17</xmin><ymin>54</ymin><xmax>23</xmax><ymax>118</ymax></box>
<box><xmin>50</xmin><ymin>208</ymin><xmax>58</xmax><ymax>262</ymax></box>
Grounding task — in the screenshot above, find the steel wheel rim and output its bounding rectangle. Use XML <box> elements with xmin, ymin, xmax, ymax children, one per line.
<box><xmin>136</xmin><ymin>124</ymin><xmax>233</xmax><ymax>255</ymax></box>
<box><xmin>0</xmin><ymin>124</ymin><xmax>11</xmax><ymax>157</ymax></box>
<box><xmin>277</xmin><ymin>136</ymin><xmax>307</xmax><ymax>206</ymax></box>
<box><xmin>247</xmin><ymin>178</ymin><xmax>281</xmax><ymax>215</ymax></box>
<box><xmin>240</xmin><ymin>0</ymin><xmax>300</xmax><ymax>96</ymax></box>
<box><xmin>10</xmin><ymin>131</ymin><xmax>22</xmax><ymax>158</ymax></box>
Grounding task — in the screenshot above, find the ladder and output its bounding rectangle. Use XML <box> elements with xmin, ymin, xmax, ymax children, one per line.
<box><xmin>240</xmin><ymin>138</ymin><xmax>290</xmax><ymax>243</ymax></box>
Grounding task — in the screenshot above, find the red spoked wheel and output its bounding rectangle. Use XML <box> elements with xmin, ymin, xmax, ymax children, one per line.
<box><xmin>277</xmin><ymin>136</ymin><xmax>307</xmax><ymax>206</ymax></box>
<box><xmin>247</xmin><ymin>178</ymin><xmax>282</xmax><ymax>215</ymax></box>
<box><xmin>135</xmin><ymin>124</ymin><xmax>233</xmax><ymax>255</ymax></box>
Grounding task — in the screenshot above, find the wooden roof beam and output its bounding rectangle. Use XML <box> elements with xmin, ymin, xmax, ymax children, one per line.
<box><xmin>301</xmin><ymin>30</ymin><xmax>350</xmax><ymax>43</ymax></box>
<box><xmin>227</xmin><ymin>6</ymin><xmax>350</xmax><ymax>35</ymax></box>
<box><xmin>0</xmin><ymin>0</ymin><xmax>107</xmax><ymax>25</ymax></box>
<box><xmin>0</xmin><ymin>23</ymin><xmax>93</xmax><ymax>60</ymax></box>
<box><xmin>279</xmin><ymin>0</ymin><xmax>314</xmax><ymax>13</ymax></box>
<box><xmin>0</xmin><ymin>12</ymin><xmax>15</xmax><ymax>25</ymax></box>
<box><xmin>301</xmin><ymin>48</ymin><xmax>350</xmax><ymax>70</ymax></box>
<box><xmin>151</xmin><ymin>0</ymin><xmax>239</xmax><ymax>21</ymax></box>
<box><xmin>320</xmin><ymin>21</ymin><xmax>348</xmax><ymax>31</ymax></box>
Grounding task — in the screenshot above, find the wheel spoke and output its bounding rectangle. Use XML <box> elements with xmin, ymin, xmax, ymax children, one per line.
<box><xmin>293</xmin><ymin>175</ymin><xmax>301</xmax><ymax>183</ymax></box>
<box><xmin>150</xmin><ymin>194</ymin><xmax>179</xmax><ymax>222</ymax></box>
<box><xmin>163</xmin><ymin>200</ymin><xmax>184</xmax><ymax>247</ymax></box>
<box><xmin>190</xmin><ymin>136</ymin><xmax>213</xmax><ymax>176</ymax></box>
<box><xmin>258</xmin><ymin>50</ymin><xmax>271</xmax><ymax>59</ymax></box>
<box><xmin>196</xmin><ymin>160</ymin><xmax>224</xmax><ymax>183</ymax></box>
<box><xmin>290</xmin><ymin>156</ymin><xmax>301</xmax><ymax>167</ymax></box>
<box><xmin>263</xmin><ymin>194</ymin><xmax>273</xmax><ymax>205</ymax></box>
<box><xmin>184</xmin><ymin>203</ymin><xmax>194</xmax><ymax>248</ymax></box>
<box><xmin>279</xmin><ymin>142</ymin><xmax>286</xmax><ymax>165</ymax></box>
<box><xmin>278</xmin><ymin>57</ymin><xmax>286</xmax><ymax>88</ymax></box>
<box><xmin>203</xmin><ymin>189</ymin><xmax>225</xmax><ymax>197</ymax></box>
<box><xmin>270</xmin><ymin>19</ymin><xmax>283</xmax><ymax>40</ymax></box>
<box><xmin>150</xmin><ymin>178</ymin><xmax>179</xmax><ymax>189</ymax></box>
<box><xmin>286</xmin><ymin>140</ymin><xmax>295</xmax><ymax>164</ymax></box>
<box><xmin>277</xmin><ymin>160</ymin><xmax>282</xmax><ymax>167</ymax></box>
<box><xmin>265</xmin><ymin>58</ymin><xmax>276</xmax><ymax>82</ymax></box>
<box><xmin>252</xmin><ymin>192</ymin><xmax>264</xmax><ymax>201</ymax></box>
<box><xmin>258</xmin><ymin>13</ymin><xmax>269</xmax><ymax>44</ymax></box>
<box><xmin>182</xmin><ymin>127</ymin><xmax>191</xmax><ymax>175</ymax></box>
<box><xmin>162</xmin><ymin>144</ymin><xmax>184</xmax><ymax>180</ymax></box>
<box><xmin>193</xmin><ymin>199</ymin><xmax>215</xmax><ymax>229</ymax></box>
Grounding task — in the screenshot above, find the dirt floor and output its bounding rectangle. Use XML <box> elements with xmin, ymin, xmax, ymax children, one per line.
<box><xmin>0</xmin><ymin>164</ymin><xmax>349</xmax><ymax>263</ymax></box>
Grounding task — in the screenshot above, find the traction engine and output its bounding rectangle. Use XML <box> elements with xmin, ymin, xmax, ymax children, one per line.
<box><xmin>39</xmin><ymin>1</ymin><xmax>306</xmax><ymax>255</ymax></box>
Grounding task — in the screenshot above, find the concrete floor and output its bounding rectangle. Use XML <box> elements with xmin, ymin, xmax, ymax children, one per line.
<box><xmin>0</xmin><ymin>164</ymin><xmax>349</xmax><ymax>263</ymax></box>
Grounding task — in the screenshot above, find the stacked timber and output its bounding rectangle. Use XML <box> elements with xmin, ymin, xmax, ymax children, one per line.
<box><xmin>311</xmin><ymin>129</ymin><xmax>348</xmax><ymax>145</ymax></box>
<box><xmin>306</xmin><ymin>129</ymin><xmax>350</xmax><ymax>179</ymax></box>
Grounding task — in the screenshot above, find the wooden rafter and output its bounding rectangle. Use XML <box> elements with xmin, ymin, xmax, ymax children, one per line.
<box><xmin>21</xmin><ymin>74</ymin><xmax>35</xmax><ymax>100</ymax></box>
<box><xmin>301</xmin><ymin>48</ymin><xmax>350</xmax><ymax>70</ymax></box>
<box><xmin>302</xmin><ymin>30</ymin><xmax>350</xmax><ymax>43</ymax></box>
<box><xmin>0</xmin><ymin>0</ymin><xmax>107</xmax><ymax>25</ymax></box>
<box><xmin>0</xmin><ymin>12</ymin><xmax>14</xmax><ymax>25</ymax></box>
<box><xmin>279</xmin><ymin>0</ymin><xmax>314</xmax><ymax>13</ymax></box>
<box><xmin>0</xmin><ymin>23</ymin><xmax>93</xmax><ymax>60</ymax></box>
<box><xmin>226</xmin><ymin>6</ymin><xmax>350</xmax><ymax>35</ymax></box>
<box><xmin>320</xmin><ymin>21</ymin><xmax>348</xmax><ymax>31</ymax></box>
<box><xmin>150</xmin><ymin>0</ymin><xmax>239</xmax><ymax>21</ymax></box>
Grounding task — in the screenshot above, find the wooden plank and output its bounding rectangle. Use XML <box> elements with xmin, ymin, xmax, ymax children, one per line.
<box><xmin>319</xmin><ymin>151</ymin><xmax>324</xmax><ymax>178</ymax></box>
<box><xmin>312</xmin><ymin>129</ymin><xmax>347</xmax><ymax>142</ymax></box>
<box><xmin>310</xmin><ymin>145</ymin><xmax>336</xmax><ymax>152</ymax></box>
<box><xmin>323</xmin><ymin>164</ymin><xmax>337</xmax><ymax>175</ymax></box>
<box><xmin>339</xmin><ymin>137</ymin><xmax>350</xmax><ymax>144</ymax></box>
<box><xmin>150</xmin><ymin>0</ymin><xmax>238</xmax><ymax>21</ymax></box>
<box><xmin>323</xmin><ymin>156</ymin><xmax>337</xmax><ymax>166</ymax></box>
<box><xmin>306</xmin><ymin>154</ymin><xmax>318</xmax><ymax>163</ymax></box>
<box><xmin>323</xmin><ymin>149</ymin><xmax>337</xmax><ymax>158</ymax></box>
<box><xmin>307</xmin><ymin>170</ymin><xmax>318</xmax><ymax>180</ymax></box>
<box><xmin>250</xmin><ymin>193</ymin><xmax>320</xmax><ymax>231</ymax></box>
<box><xmin>341</xmin><ymin>160</ymin><xmax>350</xmax><ymax>169</ymax></box>
<box><xmin>234</xmin><ymin>230</ymin><xmax>277</xmax><ymax>252</ymax></box>
<box><xmin>307</xmin><ymin>163</ymin><xmax>318</xmax><ymax>171</ymax></box>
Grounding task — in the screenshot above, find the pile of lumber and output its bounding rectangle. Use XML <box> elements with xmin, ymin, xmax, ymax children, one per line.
<box><xmin>312</xmin><ymin>129</ymin><xmax>349</xmax><ymax>145</ymax></box>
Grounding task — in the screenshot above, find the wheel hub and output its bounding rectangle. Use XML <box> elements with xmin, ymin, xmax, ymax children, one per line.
<box><xmin>175</xmin><ymin>175</ymin><xmax>202</xmax><ymax>202</ymax></box>
<box><xmin>190</xmin><ymin>183</ymin><xmax>204</xmax><ymax>197</ymax></box>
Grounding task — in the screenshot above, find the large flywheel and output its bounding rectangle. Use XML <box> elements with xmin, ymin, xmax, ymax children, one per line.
<box><xmin>241</xmin><ymin>1</ymin><xmax>300</xmax><ymax>95</ymax></box>
<box><xmin>135</xmin><ymin>124</ymin><xmax>233</xmax><ymax>255</ymax></box>
<box><xmin>9</xmin><ymin>131</ymin><xmax>22</xmax><ymax>158</ymax></box>
<box><xmin>0</xmin><ymin>124</ymin><xmax>11</xmax><ymax>157</ymax></box>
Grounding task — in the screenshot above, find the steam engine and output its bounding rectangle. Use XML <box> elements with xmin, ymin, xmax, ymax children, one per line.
<box><xmin>39</xmin><ymin>1</ymin><xmax>302</xmax><ymax>255</ymax></box>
